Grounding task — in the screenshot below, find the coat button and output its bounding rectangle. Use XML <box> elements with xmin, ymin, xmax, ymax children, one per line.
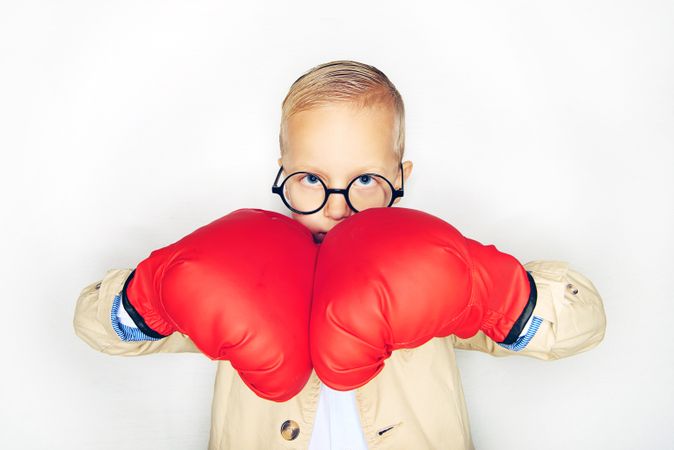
<box><xmin>566</xmin><ymin>283</ymin><xmax>579</xmax><ymax>295</ymax></box>
<box><xmin>280</xmin><ymin>419</ymin><xmax>300</xmax><ymax>441</ymax></box>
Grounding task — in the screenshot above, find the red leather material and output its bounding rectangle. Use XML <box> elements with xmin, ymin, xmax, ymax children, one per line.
<box><xmin>126</xmin><ymin>208</ymin><xmax>318</xmax><ymax>402</ymax></box>
<box><xmin>310</xmin><ymin>207</ymin><xmax>531</xmax><ymax>391</ymax></box>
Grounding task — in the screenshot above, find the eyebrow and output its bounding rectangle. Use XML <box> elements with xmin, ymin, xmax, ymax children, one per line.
<box><xmin>290</xmin><ymin>165</ymin><xmax>387</xmax><ymax>178</ymax></box>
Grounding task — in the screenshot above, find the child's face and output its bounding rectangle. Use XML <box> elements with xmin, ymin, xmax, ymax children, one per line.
<box><xmin>278</xmin><ymin>101</ymin><xmax>413</xmax><ymax>243</ymax></box>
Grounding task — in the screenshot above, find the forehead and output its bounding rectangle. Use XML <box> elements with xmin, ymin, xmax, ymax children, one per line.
<box><xmin>284</xmin><ymin>102</ymin><xmax>397</xmax><ymax>177</ymax></box>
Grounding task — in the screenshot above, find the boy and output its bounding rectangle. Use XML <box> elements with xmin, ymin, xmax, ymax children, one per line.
<box><xmin>73</xmin><ymin>60</ymin><xmax>607</xmax><ymax>449</ymax></box>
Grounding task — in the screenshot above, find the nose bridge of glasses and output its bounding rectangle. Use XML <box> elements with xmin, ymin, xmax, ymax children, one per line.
<box><xmin>324</xmin><ymin>186</ymin><xmax>354</xmax><ymax>215</ymax></box>
<box><xmin>323</xmin><ymin>186</ymin><xmax>350</xmax><ymax>210</ymax></box>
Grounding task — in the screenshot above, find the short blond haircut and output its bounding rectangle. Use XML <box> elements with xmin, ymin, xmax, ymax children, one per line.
<box><xmin>279</xmin><ymin>60</ymin><xmax>405</xmax><ymax>163</ymax></box>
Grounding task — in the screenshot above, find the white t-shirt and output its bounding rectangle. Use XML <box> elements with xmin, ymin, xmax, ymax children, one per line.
<box><xmin>308</xmin><ymin>383</ymin><xmax>368</xmax><ymax>450</ymax></box>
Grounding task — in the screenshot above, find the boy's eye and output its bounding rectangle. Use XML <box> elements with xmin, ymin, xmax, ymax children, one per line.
<box><xmin>301</xmin><ymin>174</ymin><xmax>321</xmax><ymax>186</ymax></box>
<box><xmin>355</xmin><ymin>175</ymin><xmax>373</xmax><ymax>186</ymax></box>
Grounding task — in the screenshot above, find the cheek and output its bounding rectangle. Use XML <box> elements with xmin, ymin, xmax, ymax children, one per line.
<box><xmin>292</xmin><ymin>213</ymin><xmax>318</xmax><ymax>232</ymax></box>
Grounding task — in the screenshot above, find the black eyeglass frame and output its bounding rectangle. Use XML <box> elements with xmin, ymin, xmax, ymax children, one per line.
<box><xmin>271</xmin><ymin>162</ymin><xmax>405</xmax><ymax>215</ymax></box>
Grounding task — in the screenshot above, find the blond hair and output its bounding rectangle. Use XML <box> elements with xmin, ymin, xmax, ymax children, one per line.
<box><xmin>279</xmin><ymin>60</ymin><xmax>405</xmax><ymax>163</ymax></box>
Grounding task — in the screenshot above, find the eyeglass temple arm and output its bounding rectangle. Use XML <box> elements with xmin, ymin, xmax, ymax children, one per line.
<box><xmin>397</xmin><ymin>162</ymin><xmax>405</xmax><ymax>198</ymax></box>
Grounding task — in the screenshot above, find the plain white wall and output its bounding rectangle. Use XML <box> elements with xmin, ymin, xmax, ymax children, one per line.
<box><xmin>1</xmin><ymin>1</ymin><xmax>672</xmax><ymax>448</ymax></box>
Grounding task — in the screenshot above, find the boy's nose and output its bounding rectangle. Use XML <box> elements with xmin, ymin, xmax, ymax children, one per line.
<box><xmin>324</xmin><ymin>191</ymin><xmax>352</xmax><ymax>220</ymax></box>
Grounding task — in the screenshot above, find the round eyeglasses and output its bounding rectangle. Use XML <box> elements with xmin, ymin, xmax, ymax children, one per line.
<box><xmin>271</xmin><ymin>163</ymin><xmax>404</xmax><ymax>214</ymax></box>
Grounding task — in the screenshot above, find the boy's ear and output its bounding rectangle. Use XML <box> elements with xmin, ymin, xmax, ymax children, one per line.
<box><xmin>403</xmin><ymin>161</ymin><xmax>413</xmax><ymax>181</ymax></box>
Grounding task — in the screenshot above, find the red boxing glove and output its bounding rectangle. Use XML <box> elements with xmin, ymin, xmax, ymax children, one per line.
<box><xmin>310</xmin><ymin>207</ymin><xmax>536</xmax><ymax>390</ymax></box>
<box><xmin>121</xmin><ymin>209</ymin><xmax>318</xmax><ymax>402</ymax></box>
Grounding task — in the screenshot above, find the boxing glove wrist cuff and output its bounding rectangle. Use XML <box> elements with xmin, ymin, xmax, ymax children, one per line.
<box><xmin>120</xmin><ymin>269</ymin><xmax>169</xmax><ymax>339</ymax></box>
<box><xmin>498</xmin><ymin>271</ymin><xmax>538</xmax><ymax>345</ymax></box>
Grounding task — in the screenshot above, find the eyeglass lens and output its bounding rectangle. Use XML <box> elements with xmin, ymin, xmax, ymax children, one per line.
<box><xmin>283</xmin><ymin>173</ymin><xmax>393</xmax><ymax>213</ymax></box>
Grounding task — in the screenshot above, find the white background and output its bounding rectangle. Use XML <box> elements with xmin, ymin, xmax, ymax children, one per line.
<box><xmin>1</xmin><ymin>1</ymin><xmax>672</xmax><ymax>449</ymax></box>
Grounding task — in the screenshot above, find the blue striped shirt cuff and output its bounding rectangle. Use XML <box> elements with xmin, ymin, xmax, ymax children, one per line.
<box><xmin>497</xmin><ymin>316</ymin><xmax>543</xmax><ymax>352</ymax></box>
<box><xmin>111</xmin><ymin>293</ymin><xmax>161</xmax><ymax>341</ymax></box>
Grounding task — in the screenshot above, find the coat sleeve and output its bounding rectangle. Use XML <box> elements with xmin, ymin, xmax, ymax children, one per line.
<box><xmin>73</xmin><ymin>268</ymin><xmax>200</xmax><ymax>356</ymax></box>
<box><xmin>447</xmin><ymin>260</ymin><xmax>607</xmax><ymax>360</ymax></box>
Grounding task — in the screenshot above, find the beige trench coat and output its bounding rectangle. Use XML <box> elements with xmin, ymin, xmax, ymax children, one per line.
<box><xmin>73</xmin><ymin>260</ymin><xmax>606</xmax><ymax>449</ymax></box>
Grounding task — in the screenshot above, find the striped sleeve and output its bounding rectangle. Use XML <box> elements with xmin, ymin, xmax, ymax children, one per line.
<box><xmin>111</xmin><ymin>293</ymin><xmax>161</xmax><ymax>342</ymax></box>
<box><xmin>497</xmin><ymin>315</ymin><xmax>543</xmax><ymax>352</ymax></box>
